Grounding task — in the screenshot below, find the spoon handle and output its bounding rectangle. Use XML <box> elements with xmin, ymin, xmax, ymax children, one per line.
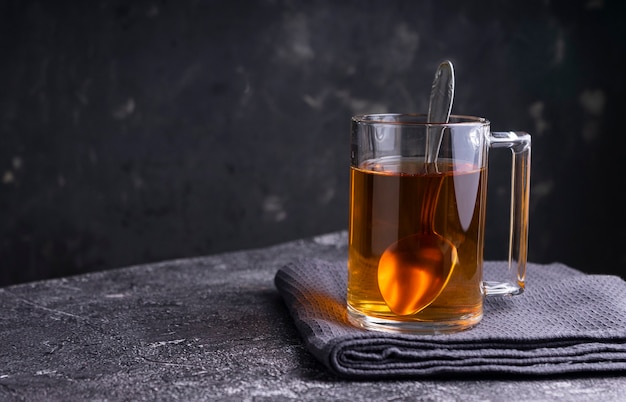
<box><xmin>420</xmin><ymin>174</ymin><xmax>444</xmax><ymax>233</ymax></box>
<box><xmin>426</xmin><ymin>60</ymin><xmax>455</xmax><ymax>164</ymax></box>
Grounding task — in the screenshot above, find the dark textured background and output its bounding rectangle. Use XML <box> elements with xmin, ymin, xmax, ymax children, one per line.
<box><xmin>1</xmin><ymin>0</ymin><xmax>625</xmax><ymax>286</ymax></box>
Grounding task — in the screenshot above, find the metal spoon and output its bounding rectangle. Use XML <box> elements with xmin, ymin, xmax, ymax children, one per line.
<box><xmin>377</xmin><ymin>61</ymin><xmax>458</xmax><ymax>316</ymax></box>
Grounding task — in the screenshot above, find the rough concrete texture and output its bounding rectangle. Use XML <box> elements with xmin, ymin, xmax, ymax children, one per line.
<box><xmin>1</xmin><ymin>231</ymin><xmax>625</xmax><ymax>401</ymax></box>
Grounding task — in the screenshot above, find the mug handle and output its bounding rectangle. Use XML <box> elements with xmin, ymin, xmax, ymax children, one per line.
<box><xmin>484</xmin><ymin>131</ymin><xmax>531</xmax><ymax>296</ymax></box>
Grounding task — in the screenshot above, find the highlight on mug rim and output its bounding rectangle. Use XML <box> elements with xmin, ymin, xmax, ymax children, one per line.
<box><xmin>351</xmin><ymin>113</ymin><xmax>490</xmax><ymax>126</ymax></box>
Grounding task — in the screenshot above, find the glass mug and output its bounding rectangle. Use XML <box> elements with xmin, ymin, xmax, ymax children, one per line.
<box><xmin>347</xmin><ymin>114</ymin><xmax>531</xmax><ymax>333</ymax></box>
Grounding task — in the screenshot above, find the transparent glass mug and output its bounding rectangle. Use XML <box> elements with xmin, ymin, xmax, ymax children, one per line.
<box><xmin>347</xmin><ymin>114</ymin><xmax>531</xmax><ymax>333</ymax></box>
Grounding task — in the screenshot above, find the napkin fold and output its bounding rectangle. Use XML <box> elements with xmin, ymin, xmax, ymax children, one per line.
<box><xmin>274</xmin><ymin>259</ymin><xmax>626</xmax><ymax>379</ymax></box>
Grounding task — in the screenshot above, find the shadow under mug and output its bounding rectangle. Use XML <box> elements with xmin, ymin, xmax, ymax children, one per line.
<box><xmin>347</xmin><ymin>114</ymin><xmax>531</xmax><ymax>334</ymax></box>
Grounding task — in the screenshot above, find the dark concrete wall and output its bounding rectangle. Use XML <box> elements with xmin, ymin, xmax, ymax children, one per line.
<box><xmin>1</xmin><ymin>0</ymin><xmax>625</xmax><ymax>286</ymax></box>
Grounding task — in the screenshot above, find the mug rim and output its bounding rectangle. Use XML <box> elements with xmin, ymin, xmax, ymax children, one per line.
<box><xmin>352</xmin><ymin>113</ymin><xmax>490</xmax><ymax>126</ymax></box>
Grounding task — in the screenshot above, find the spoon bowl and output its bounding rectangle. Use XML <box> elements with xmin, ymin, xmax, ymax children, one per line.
<box><xmin>378</xmin><ymin>226</ymin><xmax>459</xmax><ymax>316</ymax></box>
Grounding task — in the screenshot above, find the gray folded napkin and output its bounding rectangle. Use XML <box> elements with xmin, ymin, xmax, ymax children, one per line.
<box><xmin>274</xmin><ymin>259</ymin><xmax>626</xmax><ymax>379</ymax></box>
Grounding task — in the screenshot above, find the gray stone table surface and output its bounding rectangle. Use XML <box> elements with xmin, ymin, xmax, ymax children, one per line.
<box><xmin>1</xmin><ymin>231</ymin><xmax>626</xmax><ymax>401</ymax></box>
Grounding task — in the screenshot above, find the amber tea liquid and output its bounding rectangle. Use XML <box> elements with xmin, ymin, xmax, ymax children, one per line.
<box><xmin>347</xmin><ymin>156</ymin><xmax>486</xmax><ymax>331</ymax></box>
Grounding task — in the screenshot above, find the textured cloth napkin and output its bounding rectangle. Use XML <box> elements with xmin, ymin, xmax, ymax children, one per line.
<box><xmin>274</xmin><ymin>259</ymin><xmax>626</xmax><ymax>379</ymax></box>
